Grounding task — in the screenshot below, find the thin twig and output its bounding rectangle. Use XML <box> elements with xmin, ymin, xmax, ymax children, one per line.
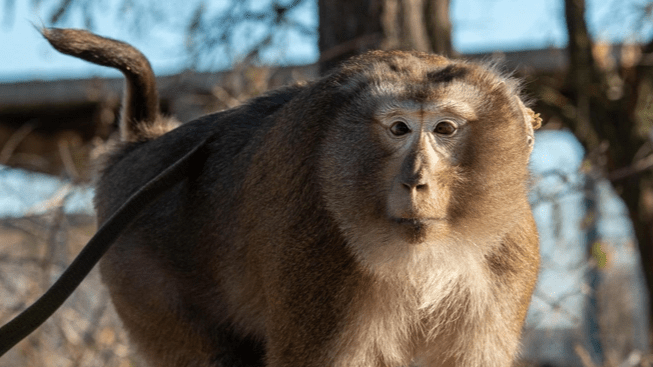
<box><xmin>0</xmin><ymin>121</ymin><xmax>36</xmax><ymax>165</ymax></box>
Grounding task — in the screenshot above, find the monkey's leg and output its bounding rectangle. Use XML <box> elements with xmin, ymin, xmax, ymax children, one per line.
<box><xmin>101</xmin><ymin>248</ymin><xmax>265</xmax><ymax>367</ymax></box>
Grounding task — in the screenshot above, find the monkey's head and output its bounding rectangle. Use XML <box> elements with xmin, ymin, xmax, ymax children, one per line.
<box><xmin>316</xmin><ymin>51</ymin><xmax>541</xmax><ymax>272</ymax></box>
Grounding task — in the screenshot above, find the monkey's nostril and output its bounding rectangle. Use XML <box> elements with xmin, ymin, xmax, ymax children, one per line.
<box><xmin>400</xmin><ymin>181</ymin><xmax>428</xmax><ymax>192</ymax></box>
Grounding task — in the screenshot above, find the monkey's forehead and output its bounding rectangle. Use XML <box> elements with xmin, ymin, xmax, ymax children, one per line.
<box><xmin>340</xmin><ymin>73</ymin><xmax>511</xmax><ymax>124</ymax></box>
<box><xmin>370</xmin><ymin>77</ymin><xmax>487</xmax><ymax>115</ymax></box>
<box><xmin>335</xmin><ymin>51</ymin><xmax>519</xmax><ymax>106</ymax></box>
<box><xmin>372</xmin><ymin>95</ymin><xmax>477</xmax><ymax>122</ymax></box>
<box><xmin>341</xmin><ymin>51</ymin><xmax>513</xmax><ymax>84</ymax></box>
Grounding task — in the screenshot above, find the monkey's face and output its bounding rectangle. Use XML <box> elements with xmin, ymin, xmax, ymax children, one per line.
<box><xmin>374</xmin><ymin>99</ymin><xmax>468</xmax><ymax>243</ymax></box>
<box><xmin>318</xmin><ymin>51</ymin><xmax>539</xmax><ymax>271</ymax></box>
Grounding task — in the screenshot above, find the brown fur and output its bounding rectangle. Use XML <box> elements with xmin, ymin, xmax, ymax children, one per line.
<box><xmin>44</xmin><ymin>29</ymin><xmax>541</xmax><ymax>367</ymax></box>
<box><xmin>42</xmin><ymin>27</ymin><xmax>179</xmax><ymax>142</ymax></box>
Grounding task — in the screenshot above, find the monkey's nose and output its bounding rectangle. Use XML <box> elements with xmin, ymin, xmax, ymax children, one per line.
<box><xmin>400</xmin><ymin>177</ymin><xmax>429</xmax><ymax>192</ymax></box>
<box><xmin>399</xmin><ymin>145</ymin><xmax>433</xmax><ymax>193</ymax></box>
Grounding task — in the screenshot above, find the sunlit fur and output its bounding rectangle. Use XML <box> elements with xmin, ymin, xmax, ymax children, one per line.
<box><xmin>44</xmin><ymin>29</ymin><xmax>542</xmax><ymax>367</ymax></box>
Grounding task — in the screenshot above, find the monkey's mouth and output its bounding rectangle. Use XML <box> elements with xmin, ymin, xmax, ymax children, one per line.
<box><xmin>389</xmin><ymin>217</ymin><xmax>443</xmax><ymax>243</ymax></box>
<box><xmin>391</xmin><ymin>217</ymin><xmax>443</xmax><ymax>226</ymax></box>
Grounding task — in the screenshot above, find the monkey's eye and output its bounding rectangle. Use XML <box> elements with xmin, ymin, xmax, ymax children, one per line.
<box><xmin>434</xmin><ymin>120</ymin><xmax>457</xmax><ymax>135</ymax></box>
<box><xmin>389</xmin><ymin>121</ymin><xmax>411</xmax><ymax>136</ymax></box>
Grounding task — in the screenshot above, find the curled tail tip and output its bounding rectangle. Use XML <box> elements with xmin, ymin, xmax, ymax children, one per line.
<box><xmin>40</xmin><ymin>27</ymin><xmax>78</xmax><ymax>46</ymax></box>
<box><xmin>39</xmin><ymin>27</ymin><xmax>60</xmax><ymax>48</ymax></box>
<box><xmin>33</xmin><ymin>22</ymin><xmax>48</xmax><ymax>38</ymax></box>
<box><xmin>39</xmin><ymin>27</ymin><xmax>96</xmax><ymax>58</ymax></box>
<box><xmin>40</xmin><ymin>27</ymin><xmax>171</xmax><ymax>143</ymax></box>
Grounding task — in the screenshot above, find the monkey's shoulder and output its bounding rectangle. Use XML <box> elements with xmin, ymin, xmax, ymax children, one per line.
<box><xmin>95</xmin><ymin>83</ymin><xmax>307</xmax><ymax>220</ymax></box>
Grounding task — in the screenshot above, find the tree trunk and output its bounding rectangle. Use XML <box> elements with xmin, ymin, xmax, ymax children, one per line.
<box><xmin>560</xmin><ymin>0</ymin><xmax>653</xmax><ymax>345</ymax></box>
<box><xmin>317</xmin><ymin>0</ymin><xmax>452</xmax><ymax>74</ymax></box>
<box><xmin>317</xmin><ymin>0</ymin><xmax>385</xmax><ymax>74</ymax></box>
<box><xmin>583</xmin><ymin>173</ymin><xmax>604</xmax><ymax>365</ymax></box>
<box><xmin>425</xmin><ymin>0</ymin><xmax>453</xmax><ymax>56</ymax></box>
<box><xmin>563</xmin><ymin>0</ymin><xmax>601</xmax><ymax>151</ymax></box>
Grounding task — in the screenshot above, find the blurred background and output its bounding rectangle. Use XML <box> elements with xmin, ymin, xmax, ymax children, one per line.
<box><xmin>0</xmin><ymin>0</ymin><xmax>651</xmax><ymax>366</ymax></box>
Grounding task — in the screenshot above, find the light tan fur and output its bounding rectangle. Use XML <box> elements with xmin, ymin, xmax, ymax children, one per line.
<box><xmin>43</xmin><ymin>29</ymin><xmax>541</xmax><ymax>367</ymax></box>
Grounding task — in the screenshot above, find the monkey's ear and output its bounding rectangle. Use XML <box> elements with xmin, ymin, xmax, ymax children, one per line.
<box><xmin>515</xmin><ymin>97</ymin><xmax>542</xmax><ymax>149</ymax></box>
<box><xmin>525</xmin><ymin>107</ymin><xmax>542</xmax><ymax>130</ymax></box>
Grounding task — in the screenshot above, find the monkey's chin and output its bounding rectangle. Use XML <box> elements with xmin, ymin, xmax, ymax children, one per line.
<box><xmin>391</xmin><ymin>217</ymin><xmax>446</xmax><ymax>244</ymax></box>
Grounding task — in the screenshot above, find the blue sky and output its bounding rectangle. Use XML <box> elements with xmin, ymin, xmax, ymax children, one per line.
<box><xmin>1</xmin><ymin>0</ymin><xmax>650</xmax><ymax>82</ymax></box>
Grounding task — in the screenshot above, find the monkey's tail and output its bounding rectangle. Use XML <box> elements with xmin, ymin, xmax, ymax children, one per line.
<box><xmin>42</xmin><ymin>27</ymin><xmax>166</xmax><ymax>142</ymax></box>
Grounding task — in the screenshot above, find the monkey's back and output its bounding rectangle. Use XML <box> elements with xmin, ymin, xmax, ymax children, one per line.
<box><xmin>95</xmin><ymin>85</ymin><xmax>305</xmax><ymax>365</ymax></box>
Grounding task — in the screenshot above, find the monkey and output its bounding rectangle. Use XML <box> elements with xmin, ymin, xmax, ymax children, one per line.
<box><xmin>2</xmin><ymin>28</ymin><xmax>542</xmax><ymax>366</ymax></box>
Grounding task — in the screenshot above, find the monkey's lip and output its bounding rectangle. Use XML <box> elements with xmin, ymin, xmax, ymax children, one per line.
<box><xmin>390</xmin><ymin>217</ymin><xmax>444</xmax><ymax>225</ymax></box>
